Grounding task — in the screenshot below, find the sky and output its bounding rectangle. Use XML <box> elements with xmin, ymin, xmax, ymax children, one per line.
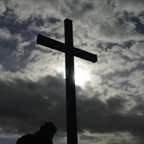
<box><xmin>0</xmin><ymin>0</ymin><xmax>144</xmax><ymax>144</ymax></box>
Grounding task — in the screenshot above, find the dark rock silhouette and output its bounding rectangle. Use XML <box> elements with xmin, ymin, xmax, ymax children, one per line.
<box><xmin>16</xmin><ymin>121</ymin><xmax>57</xmax><ymax>144</ymax></box>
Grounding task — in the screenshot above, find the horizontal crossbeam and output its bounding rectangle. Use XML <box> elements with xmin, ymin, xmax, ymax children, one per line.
<box><xmin>37</xmin><ymin>34</ymin><xmax>97</xmax><ymax>63</ymax></box>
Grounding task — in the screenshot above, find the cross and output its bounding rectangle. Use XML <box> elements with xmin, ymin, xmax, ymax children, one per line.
<box><xmin>37</xmin><ymin>18</ymin><xmax>97</xmax><ymax>144</ymax></box>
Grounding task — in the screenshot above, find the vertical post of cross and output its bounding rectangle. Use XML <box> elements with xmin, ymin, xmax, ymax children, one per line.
<box><xmin>64</xmin><ymin>19</ymin><xmax>78</xmax><ymax>144</ymax></box>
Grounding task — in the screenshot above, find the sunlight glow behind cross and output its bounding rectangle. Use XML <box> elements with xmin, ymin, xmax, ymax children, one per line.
<box><xmin>75</xmin><ymin>65</ymin><xmax>90</xmax><ymax>86</ymax></box>
<box><xmin>58</xmin><ymin>63</ymin><xmax>90</xmax><ymax>86</ymax></box>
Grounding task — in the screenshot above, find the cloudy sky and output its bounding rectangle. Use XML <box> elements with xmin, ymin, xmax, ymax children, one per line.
<box><xmin>0</xmin><ymin>0</ymin><xmax>144</xmax><ymax>144</ymax></box>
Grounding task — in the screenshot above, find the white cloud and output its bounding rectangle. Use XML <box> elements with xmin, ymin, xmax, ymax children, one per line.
<box><xmin>0</xmin><ymin>1</ymin><xmax>6</xmax><ymax>16</ymax></box>
<box><xmin>128</xmin><ymin>70</ymin><xmax>144</xmax><ymax>94</ymax></box>
<box><xmin>89</xmin><ymin>17</ymin><xmax>144</xmax><ymax>43</ymax></box>
<box><xmin>94</xmin><ymin>49</ymin><xmax>137</xmax><ymax>75</ymax></box>
<box><xmin>6</xmin><ymin>0</ymin><xmax>63</xmax><ymax>22</ymax></box>
<box><xmin>120</xmin><ymin>47</ymin><xmax>140</xmax><ymax>60</ymax></box>
<box><xmin>21</xmin><ymin>49</ymin><xmax>65</xmax><ymax>81</ymax></box>
<box><xmin>79</xmin><ymin>131</ymin><xmax>138</xmax><ymax>144</ymax></box>
<box><xmin>11</xmin><ymin>41</ymin><xmax>31</xmax><ymax>58</ymax></box>
<box><xmin>28</xmin><ymin>19</ymin><xmax>64</xmax><ymax>43</ymax></box>
<box><xmin>0</xmin><ymin>28</ymin><xmax>11</xmax><ymax>41</ymax></box>
<box><xmin>114</xmin><ymin>0</ymin><xmax>144</xmax><ymax>16</ymax></box>
<box><xmin>5</xmin><ymin>0</ymin><xmax>144</xmax><ymax>45</ymax></box>
<box><xmin>130</xmin><ymin>42</ymin><xmax>144</xmax><ymax>57</ymax></box>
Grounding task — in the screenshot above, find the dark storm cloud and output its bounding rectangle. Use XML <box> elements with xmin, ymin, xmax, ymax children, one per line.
<box><xmin>77</xmin><ymin>94</ymin><xmax>144</xmax><ymax>136</ymax></box>
<box><xmin>106</xmin><ymin>95</ymin><xmax>128</xmax><ymax>112</ymax></box>
<box><xmin>0</xmin><ymin>74</ymin><xmax>144</xmax><ymax>139</ymax></box>
<box><xmin>0</xmin><ymin>73</ymin><xmax>66</xmax><ymax>134</ymax></box>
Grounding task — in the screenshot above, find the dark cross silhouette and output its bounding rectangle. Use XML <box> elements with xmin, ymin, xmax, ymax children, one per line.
<box><xmin>37</xmin><ymin>18</ymin><xmax>97</xmax><ymax>144</ymax></box>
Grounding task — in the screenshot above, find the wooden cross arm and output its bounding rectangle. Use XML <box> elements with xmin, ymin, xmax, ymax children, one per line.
<box><xmin>37</xmin><ymin>34</ymin><xmax>97</xmax><ymax>63</ymax></box>
<box><xmin>37</xmin><ymin>34</ymin><xmax>65</xmax><ymax>53</ymax></box>
<box><xmin>74</xmin><ymin>47</ymin><xmax>97</xmax><ymax>63</ymax></box>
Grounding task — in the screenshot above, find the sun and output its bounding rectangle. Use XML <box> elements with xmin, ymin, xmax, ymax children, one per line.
<box><xmin>57</xmin><ymin>64</ymin><xmax>90</xmax><ymax>86</ymax></box>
